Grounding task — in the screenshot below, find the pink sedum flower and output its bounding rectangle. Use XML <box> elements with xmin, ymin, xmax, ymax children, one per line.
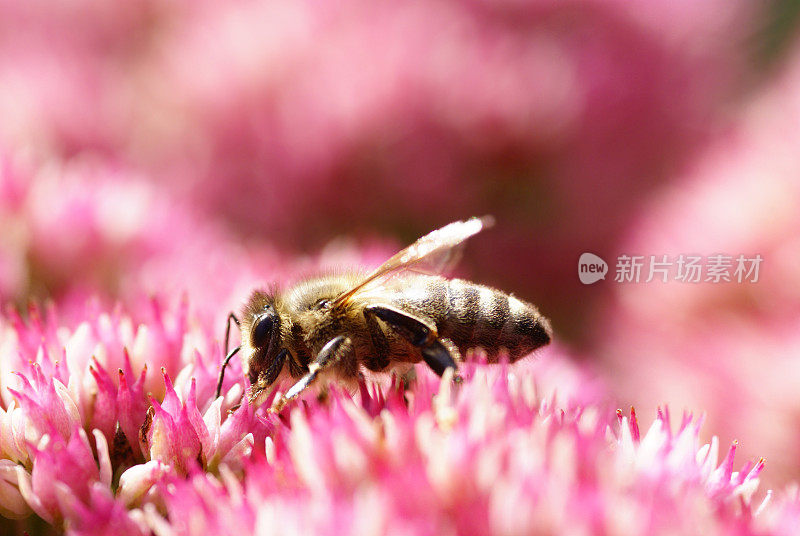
<box><xmin>0</xmin><ymin>0</ymin><xmax>767</xmax><ymax>322</ymax></box>
<box><xmin>596</xmin><ymin>39</ymin><xmax>800</xmax><ymax>487</ymax></box>
<box><xmin>62</xmin><ymin>486</ymin><xmax>150</xmax><ymax>536</ymax></box>
<box><xmin>1</xmin><ymin>2</ymin><xmax>796</xmax><ymax>533</ymax></box>
<box><xmin>139</xmin><ymin>372</ymin><xmax>261</xmax><ymax>476</ymax></box>
<box><xmin>0</xmin><ymin>297</ymin><xmax>797</xmax><ymax>535</ymax></box>
<box><xmin>15</xmin><ymin>428</ymin><xmax>112</xmax><ymax>525</ymax></box>
<box><xmin>1</xmin><ymin>301</ymin><xmax>189</xmax><ymax>448</ymax></box>
<box><xmin>139</xmin><ymin>364</ymin><xmax>771</xmax><ymax>536</ymax></box>
<box><xmin>0</xmin><ymin>298</ymin><xmax>257</xmax><ymax>531</ymax></box>
<box><xmin>0</xmin><ymin>458</ymin><xmax>29</xmax><ymax>519</ymax></box>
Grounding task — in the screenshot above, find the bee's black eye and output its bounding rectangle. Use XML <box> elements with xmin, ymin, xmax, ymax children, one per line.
<box><xmin>251</xmin><ymin>313</ymin><xmax>275</xmax><ymax>348</ymax></box>
<box><xmin>314</xmin><ymin>299</ymin><xmax>331</xmax><ymax>310</ymax></box>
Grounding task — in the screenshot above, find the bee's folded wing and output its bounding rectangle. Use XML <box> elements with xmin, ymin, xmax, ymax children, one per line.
<box><xmin>332</xmin><ymin>216</ymin><xmax>494</xmax><ymax>306</ymax></box>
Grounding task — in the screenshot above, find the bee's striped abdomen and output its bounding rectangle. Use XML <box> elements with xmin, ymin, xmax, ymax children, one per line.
<box><xmin>497</xmin><ymin>292</ymin><xmax>552</xmax><ymax>361</ymax></box>
<box><xmin>472</xmin><ymin>287</ymin><xmax>509</xmax><ymax>349</ymax></box>
<box><xmin>400</xmin><ymin>278</ymin><xmax>551</xmax><ymax>362</ymax></box>
<box><xmin>442</xmin><ymin>279</ymin><xmax>481</xmax><ymax>345</ymax></box>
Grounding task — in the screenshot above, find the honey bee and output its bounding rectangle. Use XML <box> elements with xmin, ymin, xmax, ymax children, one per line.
<box><xmin>216</xmin><ymin>217</ymin><xmax>551</xmax><ymax>411</ymax></box>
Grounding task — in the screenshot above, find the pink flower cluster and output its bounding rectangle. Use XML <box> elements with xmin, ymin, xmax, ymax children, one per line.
<box><xmin>0</xmin><ymin>153</ymin><xmax>392</xmax><ymax>330</ymax></box>
<box><xmin>150</xmin><ymin>385</ymin><xmax>774</xmax><ymax>536</ymax></box>
<box><xmin>2</xmin><ymin>0</ymin><xmax>800</xmax><ymax>532</ymax></box>
<box><xmin>0</xmin><ymin>299</ymin><xmax>797</xmax><ymax>534</ymax></box>
<box><xmin>0</xmin><ymin>0</ymin><xmax>761</xmax><ymax>314</ymax></box>
<box><xmin>596</xmin><ymin>40</ymin><xmax>800</xmax><ymax>487</ymax></box>
<box><xmin>0</xmin><ymin>299</ymin><xmax>259</xmax><ymax>529</ymax></box>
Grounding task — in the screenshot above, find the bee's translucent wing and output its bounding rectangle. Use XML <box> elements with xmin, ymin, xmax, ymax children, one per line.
<box><xmin>332</xmin><ymin>216</ymin><xmax>494</xmax><ymax>306</ymax></box>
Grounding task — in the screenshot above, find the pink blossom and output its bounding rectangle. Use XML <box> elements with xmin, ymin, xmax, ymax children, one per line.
<box><xmin>63</xmin><ymin>485</ymin><xmax>150</xmax><ymax>536</ymax></box>
<box><xmin>141</xmin><ymin>366</ymin><xmax>774</xmax><ymax>536</ymax></box>
<box><xmin>596</xmin><ymin>39</ymin><xmax>800</xmax><ymax>487</ymax></box>
<box><xmin>0</xmin><ymin>0</ymin><xmax>764</xmax><ymax>317</ymax></box>
<box><xmin>0</xmin><ymin>151</ymin><xmax>397</xmax><ymax>339</ymax></box>
<box><xmin>0</xmin><ymin>459</ymin><xmax>30</xmax><ymax>519</ymax></box>
<box><xmin>1</xmin><ymin>300</ymin><xmax>190</xmax><ymax>437</ymax></box>
<box><xmin>0</xmin><ymin>298</ymin><xmax>252</xmax><ymax>530</ymax></box>
<box><xmin>0</xmin><ymin>294</ymin><xmax>798</xmax><ymax>534</ymax></box>
<box><xmin>1</xmin><ymin>1</ymin><xmax>799</xmax><ymax>531</ymax></box>
<box><xmin>139</xmin><ymin>372</ymin><xmax>262</xmax><ymax>476</ymax></box>
<box><xmin>15</xmin><ymin>428</ymin><xmax>112</xmax><ymax>525</ymax></box>
<box><xmin>0</xmin><ymin>155</ymin><xmax>259</xmax><ymax>317</ymax></box>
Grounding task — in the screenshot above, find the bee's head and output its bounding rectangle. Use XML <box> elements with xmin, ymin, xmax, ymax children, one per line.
<box><xmin>241</xmin><ymin>289</ymin><xmax>283</xmax><ymax>386</ymax></box>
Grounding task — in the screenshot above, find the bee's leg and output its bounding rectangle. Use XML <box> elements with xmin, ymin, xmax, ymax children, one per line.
<box><xmin>364</xmin><ymin>304</ymin><xmax>459</xmax><ymax>379</ymax></box>
<box><xmin>246</xmin><ymin>348</ymin><xmax>289</xmax><ymax>409</ymax></box>
<box><xmin>251</xmin><ymin>349</ymin><xmax>288</xmax><ymax>394</ymax></box>
<box><xmin>363</xmin><ymin>309</ymin><xmax>391</xmax><ymax>372</ymax></box>
<box><xmin>399</xmin><ymin>366</ymin><xmax>417</xmax><ymax>389</ymax></box>
<box><xmin>364</xmin><ymin>304</ymin><xmax>436</xmax><ymax>346</ymax></box>
<box><xmin>420</xmin><ymin>340</ymin><xmax>459</xmax><ymax>377</ymax></box>
<box><xmin>272</xmin><ymin>335</ymin><xmax>353</xmax><ymax>412</ymax></box>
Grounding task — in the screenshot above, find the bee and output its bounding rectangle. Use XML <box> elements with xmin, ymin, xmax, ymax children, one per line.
<box><xmin>216</xmin><ymin>217</ymin><xmax>552</xmax><ymax>411</ymax></box>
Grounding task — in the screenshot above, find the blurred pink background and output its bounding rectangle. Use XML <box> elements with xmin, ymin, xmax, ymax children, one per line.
<box><xmin>2</xmin><ymin>0</ymin><xmax>800</xmax><ymax>487</ymax></box>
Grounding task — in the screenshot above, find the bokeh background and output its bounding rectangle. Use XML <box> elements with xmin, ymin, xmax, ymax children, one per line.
<box><xmin>2</xmin><ymin>0</ymin><xmax>800</xmax><ymax>488</ymax></box>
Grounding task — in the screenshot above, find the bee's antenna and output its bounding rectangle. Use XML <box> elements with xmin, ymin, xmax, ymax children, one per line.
<box><xmin>216</xmin><ymin>345</ymin><xmax>241</xmax><ymax>399</ymax></box>
<box><xmin>225</xmin><ymin>312</ymin><xmax>240</xmax><ymax>355</ymax></box>
<box><xmin>216</xmin><ymin>312</ymin><xmax>241</xmax><ymax>399</ymax></box>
